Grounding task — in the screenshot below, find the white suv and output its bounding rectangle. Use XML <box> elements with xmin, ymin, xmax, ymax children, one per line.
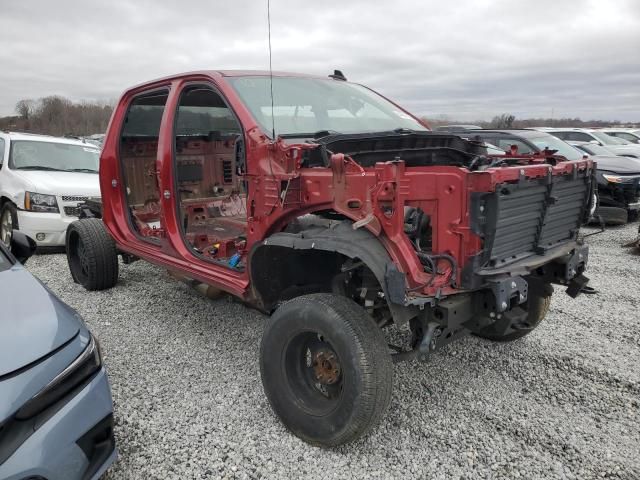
<box><xmin>0</xmin><ymin>132</ymin><xmax>101</xmax><ymax>247</ymax></box>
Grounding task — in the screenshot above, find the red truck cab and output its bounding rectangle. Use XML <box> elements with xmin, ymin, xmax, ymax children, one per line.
<box><xmin>66</xmin><ymin>70</ymin><xmax>594</xmax><ymax>446</ymax></box>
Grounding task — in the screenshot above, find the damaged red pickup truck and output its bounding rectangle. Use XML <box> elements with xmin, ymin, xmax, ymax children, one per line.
<box><xmin>66</xmin><ymin>70</ymin><xmax>595</xmax><ymax>446</ymax></box>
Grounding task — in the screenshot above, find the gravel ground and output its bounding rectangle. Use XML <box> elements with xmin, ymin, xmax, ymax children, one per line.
<box><xmin>26</xmin><ymin>223</ymin><xmax>640</xmax><ymax>480</ymax></box>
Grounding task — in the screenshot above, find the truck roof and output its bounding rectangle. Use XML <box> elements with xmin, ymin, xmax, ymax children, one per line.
<box><xmin>0</xmin><ymin>131</ymin><xmax>99</xmax><ymax>148</ymax></box>
<box><xmin>126</xmin><ymin>69</ymin><xmax>342</xmax><ymax>91</ymax></box>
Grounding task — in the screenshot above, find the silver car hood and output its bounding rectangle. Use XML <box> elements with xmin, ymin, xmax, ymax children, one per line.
<box><xmin>0</xmin><ymin>266</ymin><xmax>80</xmax><ymax>377</ymax></box>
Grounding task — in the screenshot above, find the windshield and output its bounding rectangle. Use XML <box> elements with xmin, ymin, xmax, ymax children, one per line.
<box><xmin>9</xmin><ymin>141</ymin><xmax>100</xmax><ymax>172</ymax></box>
<box><xmin>228</xmin><ymin>76</ymin><xmax>427</xmax><ymax>137</ymax></box>
<box><xmin>527</xmin><ymin>134</ymin><xmax>582</xmax><ymax>161</ymax></box>
<box><xmin>591</xmin><ymin>131</ymin><xmax>628</xmax><ymax>145</ymax></box>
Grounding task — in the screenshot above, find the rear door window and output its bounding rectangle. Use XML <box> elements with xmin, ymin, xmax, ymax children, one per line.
<box><xmin>614</xmin><ymin>132</ymin><xmax>639</xmax><ymax>143</ymax></box>
<box><xmin>568</xmin><ymin>132</ymin><xmax>593</xmax><ymax>142</ymax></box>
<box><xmin>551</xmin><ymin>131</ymin><xmax>570</xmax><ymax>140</ymax></box>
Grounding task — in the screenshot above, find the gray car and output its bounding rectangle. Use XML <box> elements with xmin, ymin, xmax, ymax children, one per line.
<box><xmin>0</xmin><ymin>232</ymin><xmax>116</xmax><ymax>479</ymax></box>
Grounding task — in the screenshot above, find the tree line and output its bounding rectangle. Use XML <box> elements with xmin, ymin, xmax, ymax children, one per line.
<box><xmin>0</xmin><ymin>96</ymin><xmax>114</xmax><ymax>137</ymax></box>
<box><xmin>425</xmin><ymin>113</ymin><xmax>638</xmax><ymax>129</ymax></box>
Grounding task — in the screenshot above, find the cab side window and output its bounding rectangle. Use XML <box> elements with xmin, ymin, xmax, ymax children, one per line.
<box><xmin>551</xmin><ymin>131</ymin><xmax>570</xmax><ymax>140</ymax></box>
<box><xmin>0</xmin><ymin>138</ymin><xmax>5</xmax><ymax>169</ymax></box>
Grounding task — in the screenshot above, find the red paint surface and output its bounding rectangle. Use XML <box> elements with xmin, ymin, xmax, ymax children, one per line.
<box><xmin>99</xmin><ymin>71</ymin><xmax>593</xmax><ymax>300</ymax></box>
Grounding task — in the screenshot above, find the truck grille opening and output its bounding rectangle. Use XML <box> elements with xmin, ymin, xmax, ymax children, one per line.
<box><xmin>482</xmin><ymin>172</ymin><xmax>590</xmax><ymax>267</ymax></box>
<box><xmin>62</xmin><ymin>195</ymin><xmax>89</xmax><ymax>202</ymax></box>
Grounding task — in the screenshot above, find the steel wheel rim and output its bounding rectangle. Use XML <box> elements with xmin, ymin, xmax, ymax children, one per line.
<box><xmin>284</xmin><ymin>331</ymin><xmax>345</xmax><ymax>415</ymax></box>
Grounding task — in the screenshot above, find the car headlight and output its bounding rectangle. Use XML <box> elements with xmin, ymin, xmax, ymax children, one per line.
<box><xmin>15</xmin><ymin>334</ymin><xmax>102</xmax><ymax>420</ymax></box>
<box><xmin>24</xmin><ymin>192</ymin><xmax>59</xmax><ymax>213</ymax></box>
<box><xmin>602</xmin><ymin>174</ymin><xmax>640</xmax><ymax>184</ymax></box>
<box><xmin>602</xmin><ymin>174</ymin><xmax>623</xmax><ymax>183</ymax></box>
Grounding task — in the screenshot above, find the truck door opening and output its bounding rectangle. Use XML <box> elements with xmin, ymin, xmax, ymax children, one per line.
<box><xmin>173</xmin><ymin>85</ymin><xmax>246</xmax><ymax>265</ymax></box>
<box><xmin>120</xmin><ymin>90</ymin><xmax>169</xmax><ymax>242</ymax></box>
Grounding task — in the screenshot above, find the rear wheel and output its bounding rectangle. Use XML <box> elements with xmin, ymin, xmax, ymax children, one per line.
<box><xmin>260</xmin><ymin>293</ymin><xmax>393</xmax><ymax>447</ymax></box>
<box><xmin>66</xmin><ymin>219</ymin><xmax>119</xmax><ymax>290</ymax></box>
<box><xmin>0</xmin><ymin>202</ymin><xmax>18</xmax><ymax>247</ymax></box>
<box><xmin>475</xmin><ymin>293</ymin><xmax>551</xmax><ymax>342</ymax></box>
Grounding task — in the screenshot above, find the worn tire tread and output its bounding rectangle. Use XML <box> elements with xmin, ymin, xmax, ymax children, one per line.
<box><xmin>260</xmin><ymin>293</ymin><xmax>393</xmax><ymax>447</ymax></box>
<box><xmin>476</xmin><ymin>294</ymin><xmax>551</xmax><ymax>342</ymax></box>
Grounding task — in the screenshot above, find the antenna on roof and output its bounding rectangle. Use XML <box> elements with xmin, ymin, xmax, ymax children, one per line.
<box><xmin>267</xmin><ymin>0</ymin><xmax>276</xmax><ymax>140</ymax></box>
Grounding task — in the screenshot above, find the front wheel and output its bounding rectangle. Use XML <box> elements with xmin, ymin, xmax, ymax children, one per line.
<box><xmin>474</xmin><ymin>293</ymin><xmax>551</xmax><ymax>342</ymax></box>
<box><xmin>260</xmin><ymin>293</ymin><xmax>393</xmax><ymax>447</ymax></box>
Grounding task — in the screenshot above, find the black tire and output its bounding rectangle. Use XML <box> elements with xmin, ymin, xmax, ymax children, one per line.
<box><xmin>596</xmin><ymin>206</ymin><xmax>628</xmax><ymax>225</ymax></box>
<box><xmin>66</xmin><ymin>218</ymin><xmax>119</xmax><ymax>290</ymax></box>
<box><xmin>475</xmin><ymin>294</ymin><xmax>551</xmax><ymax>342</ymax></box>
<box><xmin>0</xmin><ymin>202</ymin><xmax>18</xmax><ymax>247</ymax></box>
<box><xmin>260</xmin><ymin>293</ymin><xmax>393</xmax><ymax>447</ymax></box>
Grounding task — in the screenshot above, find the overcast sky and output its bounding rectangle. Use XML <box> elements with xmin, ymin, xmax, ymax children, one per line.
<box><xmin>1</xmin><ymin>0</ymin><xmax>639</xmax><ymax>121</ymax></box>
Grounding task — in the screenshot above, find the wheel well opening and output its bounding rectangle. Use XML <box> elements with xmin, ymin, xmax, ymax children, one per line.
<box><xmin>250</xmin><ymin>245</ymin><xmax>392</xmax><ymax>326</ymax></box>
<box><xmin>251</xmin><ymin>246</ymin><xmax>347</xmax><ymax>310</ymax></box>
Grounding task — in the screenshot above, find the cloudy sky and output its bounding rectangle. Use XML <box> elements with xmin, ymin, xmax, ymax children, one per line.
<box><xmin>1</xmin><ymin>0</ymin><xmax>639</xmax><ymax>121</ymax></box>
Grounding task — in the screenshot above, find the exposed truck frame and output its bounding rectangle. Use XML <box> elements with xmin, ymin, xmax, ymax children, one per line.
<box><xmin>66</xmin><ymin>70</ymin><xmax>594</xmax><ymax>446</ymax></box>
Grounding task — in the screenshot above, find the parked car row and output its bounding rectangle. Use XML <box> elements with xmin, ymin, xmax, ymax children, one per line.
<box><xmin>529</xmin><ymin>128</ymin><xmax>640</xmax><ymax>223</ymax></box>
<box><xmin>448</xmin><ymin>128</ymin><xmax>640</xmax><ymax>225</ymax></box>
<box><xmin>1</xmin><ymin>123</ymin><xmax>638</xmax><ymax>251</ymax></box>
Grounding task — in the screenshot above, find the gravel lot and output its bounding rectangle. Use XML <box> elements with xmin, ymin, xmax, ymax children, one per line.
<box><xmin>27</xmin><ymin>223</ymin><xmax>640</xmax><ymax>480</ymax></box>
